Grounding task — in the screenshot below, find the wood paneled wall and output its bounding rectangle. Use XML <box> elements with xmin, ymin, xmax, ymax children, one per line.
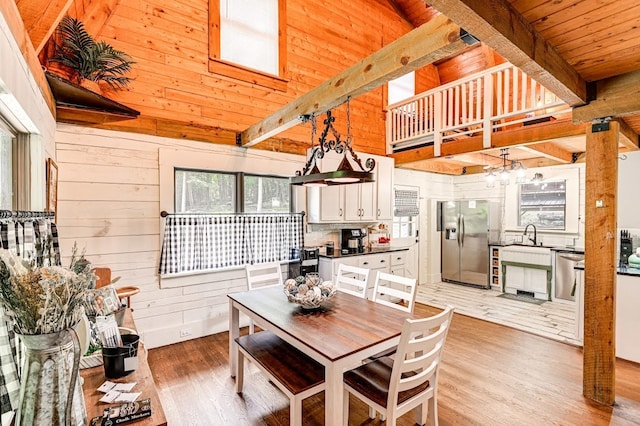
<box><xmin>57</xmin><ymin>0</ymin><xmax>425</xmax><ymax>156</ymax></box>
<box><xmin>54</xmin><ymin>123</ymin><xmax>305</xmax><ymax>348</ymax></box>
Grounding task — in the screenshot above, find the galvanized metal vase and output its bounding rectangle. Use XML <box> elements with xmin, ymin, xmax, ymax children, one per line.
<box><xmin>16</xmin><ymin>329</ymin><xmax>87</xmax><ymax>426</ymax></box>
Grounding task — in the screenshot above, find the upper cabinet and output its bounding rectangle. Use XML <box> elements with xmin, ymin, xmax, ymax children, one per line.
<box><xmin>307</xmin><ymin>153</ymin><xmax>394</xmax><ymax>224</ymax></box>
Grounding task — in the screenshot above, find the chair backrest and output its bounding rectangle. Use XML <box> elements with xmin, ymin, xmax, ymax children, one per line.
<box><xmin>371</xmin><ymin>271</ymin><xmax>417</xmax><ymax>313</ymax></box>
<box><xmin>387</xmin><ymin>306</ymin><xmax>454</xmax><ymax>414</ymax></box>
<box><xmin>335</xmin><ymin>264</ymin><xmax>370</xmax><ymax>299</ymax></box>
<box><xmin>245</xmin><ymin>262</ymin><xmax>284</xmax><ymax>291</ymax></box>
<box><xmin>93</xmin><ymin>267</ymin><xmax>112</xmax><ymax>289</ymax></box>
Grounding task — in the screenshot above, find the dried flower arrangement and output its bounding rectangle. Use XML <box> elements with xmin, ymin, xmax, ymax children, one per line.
<box><xmin>0</xmin><ymin>245</ymin><xmax>94</xmax><ymax>335</ymax></box>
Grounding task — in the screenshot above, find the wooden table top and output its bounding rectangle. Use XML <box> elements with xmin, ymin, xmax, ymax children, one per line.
<box><xmin>228</xmin><ymin>286</ymin><xmax>413</xmax><ymax>361</ymax></box>
<box><xmin>80</xmin><ymin>310</ymin><xmax>167</xmax><ymax>426</ymax></box>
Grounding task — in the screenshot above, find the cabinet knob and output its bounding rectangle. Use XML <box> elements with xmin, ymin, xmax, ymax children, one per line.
<box><xmin>339</xmin><ymin>208</ymin><xmax>343</xmax><ymax>216</ymax></box>
<box><xmin>380</xmin><ymin>260</ymin><xmax>385</xmax><ymax>263</ymax></box>
<box><xmin>377</xmin><ymin>208</ymin><xmax>381</xmax><ymax>216</ymax></box>
<box><xmin>363</xmin><ymin>261</ymin><xmax>369</xmax><ymax>265</ymax></box>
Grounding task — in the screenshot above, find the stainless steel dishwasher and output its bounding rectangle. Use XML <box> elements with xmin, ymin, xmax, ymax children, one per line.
<box><xmin>555</xmin><ymin>251</ymin><xmax>585</xmax><ymax>301</ymax></box>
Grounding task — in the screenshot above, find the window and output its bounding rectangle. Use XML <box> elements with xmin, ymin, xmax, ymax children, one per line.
<box><xmin>0</xmin><ymin>120</ymin><xmax>16</xmax><ymax>210</ymax></box>
<box><xmin>388</xmin><ymin>72</ymin><xmax>415</xmax><ymax>105</ymax></box>
<box><xmin>392</xmin><ymin>186</ymin><xmax>419</xmax><ymax>239</ymax></box>
<box><xmin>243</xmin><ymin>174</ymin><xmax>290</xmax><ymax>213</ymax></box>
<box><xmin>174</xmin><ymin>169</ymin><xmax>290</xmax><ymax>213</ymax></box>
<box><xmin>209</xmin><ymin>0</ymin><xmax>287</xmax><ymax>91</ymax></box>
<box><xmin>518</xmin><ymin>180</ymin><xmax>566</xmax><ymax>229</ymax></box>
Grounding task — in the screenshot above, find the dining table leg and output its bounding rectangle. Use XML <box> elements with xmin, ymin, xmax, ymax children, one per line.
<box><xmin>325</xmin><ymin>363</ymin><xmax>344</xmax><ymax>426</ymax></box>
<box><xmin>228</xmin><ymin>299</ymin><xmax>239</xmax><ymax>377</ymax></box>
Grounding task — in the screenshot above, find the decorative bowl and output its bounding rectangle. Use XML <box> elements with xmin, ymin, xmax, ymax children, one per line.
<box><xmin>283</xmin><ymin>274</ymin><xmax>337</xmax><ymax>310</ymax></box>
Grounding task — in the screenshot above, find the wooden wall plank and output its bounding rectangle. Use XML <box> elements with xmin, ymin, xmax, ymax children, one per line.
<box><xmin>583</xmin><ymin>120</ymin><xmax>618</xmax><ymax>405</ymax></box>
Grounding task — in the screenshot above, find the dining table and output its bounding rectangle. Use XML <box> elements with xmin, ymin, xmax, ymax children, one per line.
<box><xmin>228</xmin><ymin>286</ymin><xmax>415</xmax><ymax>425</ymax></box>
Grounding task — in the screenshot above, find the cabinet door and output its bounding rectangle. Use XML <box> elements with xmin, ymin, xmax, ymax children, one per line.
<box><xmin>344</xmin><ymin>185</ymin><xmax>361</xmax><ymax>221</ymax></box>
<box><xmin>376</xmin><ymin>157</ymin><xmax>393</xmax><ymax>220</ymax></box>
<box><xmin>359</xmin><ymin>182</ymin><xmax>376</xmax><ymax>221</ymax></box>
<box><xmin>319</xmin><ymin>185</ymin><xmax>344</xmax><ymax>221</ymax></box>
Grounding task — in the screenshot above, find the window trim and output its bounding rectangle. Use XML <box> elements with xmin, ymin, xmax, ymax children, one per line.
<box><xmin>208</xmin><ymin>0</ymin><xmax>288</xmax><ymax>91</ymax></box>
<box><xmin>517</xmin><ymin>180</ymin><xmax>567</xmax><ymax>230</ymax></box>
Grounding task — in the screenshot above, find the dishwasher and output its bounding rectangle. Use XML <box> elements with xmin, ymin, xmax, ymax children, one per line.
<box><xmin>555</xmin><ymin>251</ymin><xmax>585</xmax><ymax>301</ymax></box>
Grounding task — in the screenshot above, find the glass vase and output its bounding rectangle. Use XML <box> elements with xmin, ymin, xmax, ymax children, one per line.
<box><xmin>16</xmin><ymin>329</ymin><xmax>87</xmax><ymax>426</ymax></box>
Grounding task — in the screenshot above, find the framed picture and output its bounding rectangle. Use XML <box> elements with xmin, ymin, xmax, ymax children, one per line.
<box><xmin>46</xmin><ymin>158</ymin><xmax>58</xmax><ymax>220</ymax></box>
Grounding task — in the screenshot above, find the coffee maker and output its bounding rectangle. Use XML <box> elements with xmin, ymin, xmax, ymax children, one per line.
<box><xmin>341</xmin><ymin>228</ymin><xmax>365</xmax><ymax>254</ymax></box>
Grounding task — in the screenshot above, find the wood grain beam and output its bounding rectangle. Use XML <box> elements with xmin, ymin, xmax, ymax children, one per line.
<box><xmin>462</xmin><ymin>156</ymin><xmax>561</xmax><ymax>175</ymax></box>
<box><xmin>240</xmin><ymin>14</ymin><xmax>466</xmax><ymax>147</ymax></box>
<box><xmin>398</xmin><ymin>159</ymin><xmax>464</xmax><ymax>175</ymax></box>
<box><xmin>0</xmin><ymin>0</ymin><xmax>55</xmax><ymax>116</ymax></box>
<box><xmin>16</xmin><ymin>0</ymin><xmax>73</xmax><ymax>54</ymax></box>
<box><xmin>573</xmin><ymin>70</ymin><xmax>640</xmax><ymax>124</ymax></box>
<box><xmin>391</xmin><ymin>120</ymin><xmax>588</xmax><ymax>165</ymax></box>
<box><xmin>583</xmin><ymin>120</ymin><xmax>618</xmax><ymax>406</ymax></box>
<box><xmin>518</xmin><ymin>142</ymin><xmax>574</xmax><ymax>164</ymax></box>
<box><xmin>425</xmin><ymin>0</ymin><xmax>587</xmax><ymax>106</ymax></box>
<box><xmin>616</xmin><ymin>119</ymin><xmax>639</xmax><ymax>151</ymax></box>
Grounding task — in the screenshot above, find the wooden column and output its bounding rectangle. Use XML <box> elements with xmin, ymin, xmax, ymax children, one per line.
<box><xmin>583</xmin><ymin>119</ymin><xmax>618</xmax><ymax>405</ymax></box>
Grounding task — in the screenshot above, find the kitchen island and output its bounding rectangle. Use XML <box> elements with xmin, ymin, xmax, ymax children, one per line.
<box><xmin>575</xmin><ymin>263</ymin><xmax>640</xmax><ymax>363</ymax></box>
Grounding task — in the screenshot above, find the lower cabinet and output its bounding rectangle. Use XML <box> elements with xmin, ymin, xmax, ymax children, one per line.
<box><xmin>318</xmin><ymin>250</ymin><xmax>408</xmax><ymax>299</ymax></box>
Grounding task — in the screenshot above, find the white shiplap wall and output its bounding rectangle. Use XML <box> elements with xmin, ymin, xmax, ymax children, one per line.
<box><xmin>55</xmin><ymin>124</ymin><xmax>305</xmax><ymax>348</ymax></box>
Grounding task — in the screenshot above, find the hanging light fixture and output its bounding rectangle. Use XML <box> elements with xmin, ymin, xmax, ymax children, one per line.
<box><xmin>531</xmin><ymin>172</ymin><xmax>544</xmax><ymax>185</ymax></box>
<box><xmin>484</xmin><ymin>148</ymin><xmax>529</xmax><ymax>186</ymax></box>
<box><xmin>290</xmin><ymin>98</ymin><xmax>375</xmax><ymax>186</ymax></box>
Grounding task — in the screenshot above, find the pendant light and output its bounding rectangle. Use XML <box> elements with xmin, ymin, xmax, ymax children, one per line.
<box><xmin>290</xmin><ymin>98</ymin><xmax>375</xmax><ymax>186</ymax></box>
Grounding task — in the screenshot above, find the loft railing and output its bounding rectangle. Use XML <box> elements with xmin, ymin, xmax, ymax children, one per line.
<box><xmin>386</xmin><ymin>62</ymin><xmax>571</xmax><ymax>155</ymax></box>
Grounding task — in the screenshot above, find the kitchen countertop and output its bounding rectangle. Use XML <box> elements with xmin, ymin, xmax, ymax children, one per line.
<box><xmin>574</xmin><ymin>260</ymin><xmax>640</xmax><ymax>277</ymax></box>
<box><xmin>490</xmin><ymin>241</ymin><xmax>584</xmax><ymax>253</ymax></box>
<box><xmin>319</xmin><ymin>247</ymin><xmax>408</xmax><ymax>259</ymax></box>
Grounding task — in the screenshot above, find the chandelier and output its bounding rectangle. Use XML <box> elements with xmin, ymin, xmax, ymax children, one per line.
<box><xmin>290</xmin><ymin>98</ymin><xmax>375</xmax><ymax>186</ymax></box>
<box><xmin>485</xmin><ymin>148</ymin><xmax>526</xmax><ymax>187</ymax></box>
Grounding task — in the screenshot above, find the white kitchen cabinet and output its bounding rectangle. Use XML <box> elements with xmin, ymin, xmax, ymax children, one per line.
<box><xmin>375</xmin><ymin>156</ymin><xmax>394</xmax><ymax>220</ymax></box>
<box><xmin>501</xmin><ymin>246</ymin><xmax>552</xmax><ymax>300</ymax></box>
<box><xmin>344</xmin><ymin>182</ymin><xmax>376</xmax><ymax>221</ymax></box>
<box><xmin>318</xmin><ymin>250</ymin><xmax>408</xmax><ymax>299</ymax></box>
<box><xmin>306</xmin><ymin>152</ymin><xmax>393</xmax><ymax>223</ymax></box>
<box><xmin>576</xmin><ymin>269</ymin><xmax>640</xmax><ymax>363</ymax></box>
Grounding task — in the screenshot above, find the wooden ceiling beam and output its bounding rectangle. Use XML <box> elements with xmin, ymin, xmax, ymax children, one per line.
<box><xmin>462</xmin><ymin>156</ymin><xmax>562</xmax><ymax>175</ymax></box>
<box><xmin>616</xmin><ymin>118</ymin><xmax>639</xmax><ymax>151</ymax></box>
<box><xmin>573</xmin><ymin>70</ymin><xmax>640</xmax><ymax>124</ymax></box>
<box><xmin>399</xmin><ymin>159</ymin><xmax>465</xmax><ymax>175</ymax></box>
<box><xmin>518</xmin><ymin>142</ymin><xmax>574</xmax><ymax>164</ymax></box>
<box><xmin>424</xmin><ymin>0</ymin><xmax>587</xmax><ymax>106</ymax></box>
<box><xmin>391</xmin><ymin>120</ymin><xmax>588</xmax><ymax>165</ymax></box>
<box><xmin>16</xmin><ymin>0</ymin><xmax>73</xmax><ymax>54</ymax></box>
<box><xmin>240</xmin><ymin>14</ymin><xmax>467</xmax><ymax>147</ymax></box>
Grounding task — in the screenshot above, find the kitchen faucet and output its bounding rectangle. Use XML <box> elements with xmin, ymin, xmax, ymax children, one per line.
<box><xmin>524</xmin><ymin>224</ymin><xmax>537</xmax><ymax>246</ymax></box>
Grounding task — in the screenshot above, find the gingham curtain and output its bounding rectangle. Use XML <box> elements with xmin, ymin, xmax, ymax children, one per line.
<box><xmin>0</xmin><ymin>217</ymin><xmax>61</xmax><ymax>418</ymax></box>
<box><xmin>158</xmin><ymin>213</ymin><xmax>304</xmax><ymax>275</ymax></box>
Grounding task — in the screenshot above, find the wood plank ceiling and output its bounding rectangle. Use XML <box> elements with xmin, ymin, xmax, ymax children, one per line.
<box><xmin>12</xmin><ymin>0</ymin><xmax>640</xmax><ymax>174</ymax></box>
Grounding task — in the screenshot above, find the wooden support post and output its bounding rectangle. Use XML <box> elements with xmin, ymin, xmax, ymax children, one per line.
<box><xmin>583</xmin><ymin>119</ymin><xmax>618</xmax><ymax>405</ymax></box>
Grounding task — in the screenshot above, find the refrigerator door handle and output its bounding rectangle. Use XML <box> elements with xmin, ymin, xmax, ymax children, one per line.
<box><xmin>456</xmin><ymin>214</ymin><xmax>461</xmax><ymax>247</ymax></box>
<box><xmin>460</xmin><ymin>214</ymin><xmax>465</xmax><ymax>247</ymax></box>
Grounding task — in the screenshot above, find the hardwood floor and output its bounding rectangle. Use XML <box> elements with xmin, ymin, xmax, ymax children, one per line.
<box><xmin>146</xmin><ymin>303</ymin><xmax>640</xmax><ymax>425</ymax></box>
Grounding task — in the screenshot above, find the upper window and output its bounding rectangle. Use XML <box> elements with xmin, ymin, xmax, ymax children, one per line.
<box><xmin>209</xmin><ymin>0</ymin><xmax>287</xmax><ymax>91</ymax></box>
<box><xmin>175</xmin><ymin>169</ymin><xmax>290</xmax><ymax>213</ymax></box>
<box><xmin>388</xmin><ymin>72</ymin><xmax>415</xmax><ymax>105</ymax></box>
<box><xmin>518</xmin><ymin>180</ymin><xmax>566</xmax><ymax>230</ymax></box>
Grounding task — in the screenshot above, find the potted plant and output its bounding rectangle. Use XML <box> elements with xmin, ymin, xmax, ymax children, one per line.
<box><xmin>49</xmin><ymin>16</ymin><xmax>135</xmax><ymax>92</ymax></box>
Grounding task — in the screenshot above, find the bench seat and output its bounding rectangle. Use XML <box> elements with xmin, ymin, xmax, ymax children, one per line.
<box><xmin>235</xmin><ymin>331</ymin><xmax>325</xmax><ymax>425</ymax></box>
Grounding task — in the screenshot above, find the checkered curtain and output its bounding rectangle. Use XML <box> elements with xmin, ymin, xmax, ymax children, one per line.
<box><xmin>394</xmin><ymin>188</ymin><xmax>420</xmax><ymax>217</ymax></box>
<box><xmin>159</xmin><ymin>213</ymin><xmax>303</xmax><ymax>275</ymax></box>
<box><xmin>0</xmin><ymin>217</ymin><xmax>61</xmax><ymax>417</ymax></box>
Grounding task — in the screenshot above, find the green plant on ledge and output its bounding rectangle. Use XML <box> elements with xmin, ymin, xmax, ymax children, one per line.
<box><xmin>50</xmin><ymin>16</ymin><xmax>135</xmax><ymax>90</ymax></box>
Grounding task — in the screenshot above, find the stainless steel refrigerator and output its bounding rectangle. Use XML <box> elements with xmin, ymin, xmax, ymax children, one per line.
<box><xmin>438</xmin><ymin>200</ymin><xmax>500</xmax><ymax>289</ymax></box>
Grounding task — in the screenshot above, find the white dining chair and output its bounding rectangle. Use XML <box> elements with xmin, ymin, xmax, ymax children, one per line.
<box><xmin>335</xmin><ymin>264</ymin><xmax>370</xmax><ymax>299</ymax></box>
<box><xmin>343</xmin><ymin>306</ymin><xmax>455</xmax><ymax>426</ymax></box>
<box><xmin>245</xmin><ymin>262</ymin><xmax>283</xmax><ymax>333</ymax></box>
<box><xmin>371</xmin><ymin>271</ymin><xmax>417</xmax><ymax>313</ymax></box>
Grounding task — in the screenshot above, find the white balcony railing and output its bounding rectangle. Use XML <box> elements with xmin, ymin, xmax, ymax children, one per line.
<box><xmin>386</xmin><ymin>63</ymin><xmax>570</xmax><ymax>155</ymax></box>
